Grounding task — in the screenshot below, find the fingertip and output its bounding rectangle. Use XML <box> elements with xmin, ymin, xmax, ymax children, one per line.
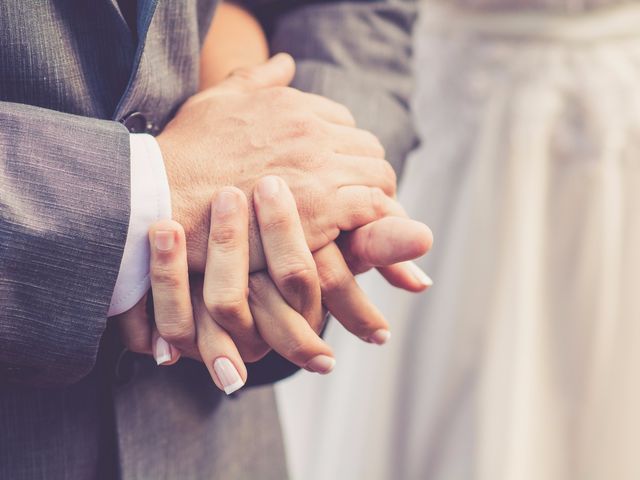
<box><xmin>211</xmin><ymin>187</ymin><xmax>248</xmax><ymax>220</ymax></box>
<box><xmin>270</xmin><ymin>52</ymin><xmax>295</xmax><ymax>71</ymax></box>
<box><xmin>416</xmin><ymin>222</ymin><xmax>434</xmax><ymax>254</ymax></box>
<box><xmin>304</xmin><ymin>354</ymin><xmax>335</xmax><ymax>375</ymax></box>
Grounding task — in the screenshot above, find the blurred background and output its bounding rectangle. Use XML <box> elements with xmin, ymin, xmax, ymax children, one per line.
<box><xmin>275</xmin><ymin>2</ymin><xmax>640</xmax><ymax>479</ymax></box>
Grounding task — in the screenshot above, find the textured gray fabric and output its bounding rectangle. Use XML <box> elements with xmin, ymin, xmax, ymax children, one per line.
<box><xmin>0</xmin><ymin>1</ymin><xmax>289</xmax><ymax>479</ymax></box>
<box><xmin>115</xmin><ymin>358</ymin><xmax>288</xmax><ymax>480</ymax></box>
<box><xmin>0</xmin><ymin>0</ymin><xmax>415</xmax><ymax>478</ymax></box>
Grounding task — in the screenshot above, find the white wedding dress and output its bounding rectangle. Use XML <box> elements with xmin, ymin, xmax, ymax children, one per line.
<box><xmin>276</xmin><ymin>2</ymin><xmax>640</xmax><ymax>479</ymax></box>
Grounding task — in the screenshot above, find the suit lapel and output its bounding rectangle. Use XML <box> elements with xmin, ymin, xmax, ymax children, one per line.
<box><xmin>112</xmin><ymin>0</ymin><xmax>160</xmax><ymax>120</ymax></box>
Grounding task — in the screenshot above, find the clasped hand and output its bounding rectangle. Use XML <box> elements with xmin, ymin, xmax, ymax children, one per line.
<box><xmin>112</xmin><ymin>54</ymin><xmax>433</xmax><ymax>395</ymax></box>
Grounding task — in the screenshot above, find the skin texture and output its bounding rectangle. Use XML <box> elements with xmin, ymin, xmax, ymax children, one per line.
<box><xmin>115</xmin><ymin>179</ymin><xmax>432</xmax><ymax>393</ymax></box>
<box><xmin>158</xmin><ymin>53</ymin><xmax>400</xmax><ymax>274</ymax></box>
<box><xmin>114</xmin><ymin>6</ymin><xmax>434</xmax><ymax>393</ymax></box>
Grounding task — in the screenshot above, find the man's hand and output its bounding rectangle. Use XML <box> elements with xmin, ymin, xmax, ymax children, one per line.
<box><xmin>157</xmin><ymin>53</ymin><xmax>400</xmax><ymax>273</ymax></box>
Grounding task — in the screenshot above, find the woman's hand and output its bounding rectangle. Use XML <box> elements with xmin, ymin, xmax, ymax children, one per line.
<box><xmin>114</xmin><ymin>176</ymin><xmax>433</xmax><ymax>394</ymax></box>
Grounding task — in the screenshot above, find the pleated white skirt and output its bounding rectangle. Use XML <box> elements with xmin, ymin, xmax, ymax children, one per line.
<box><xmin>277</xmin><ymin>4</ymin><xmax>640</xmax><ymax>479</ymax></box>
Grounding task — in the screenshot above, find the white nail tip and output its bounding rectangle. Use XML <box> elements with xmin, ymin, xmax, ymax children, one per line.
<box><xmin>405</xmin><ymin>261</ymin><xmax>433</xmax><ymax>287</ymax></box>
<box><xmin>223</xmin><ymin>378</ymin><xmax>245</xmax><ymax>395</ymax></box>
<box><xmin>155</xmin><ymin>352</ymin><xmax>172</xmax><ymax>366</ymax></box>
<box><xmin>214</xmin><ymin>357</ymin><xmax>245</xmax><ymax>395</ymax></box>
<box><xmin>154</xmin><ymin>337</ymin><xmax>172</xmax><ymax>365</ymax></box>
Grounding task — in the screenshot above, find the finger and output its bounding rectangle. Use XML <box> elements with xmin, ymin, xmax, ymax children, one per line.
<box><xmin>333</xmin><ymin>186</ymin><xmax>405</xmax><ymax>231</ymax></box>
<box><xmin>193</xmin><ymin>285</ymin><xmax>248</xmax><ymax>395</ymax></box>
<box><xmin>334</xmin><ymin>155</ymin><xmax>397</xmax><ymax>196</ymax></box>
<box><xmin>302</xmin><ymin>92</ymin><xmax>356</xmax><ymax>126</ymax></box>
<box><xmin>329</xmin><ymin>125</ymin><xmax>385</xmax><ymax>158</ymax></box>
<box><xmin>340</xmin><ymin>217</ymin><xmax>433</xmax><ymax>273</ymax></box>
<box><xmin>114</xmin><ymin>294</ymin><xmax>153</xmax><ymax>355</ymax></box>
<box><xmin>151</xmin><ymin>327</ymin><xmax>182</xmax><ymax>366</ymax></box>
<box><xmin>149</xmin><ymin>220</ymin><xmax>197</xmax><ymax>356</ymax></box>
<box><xmin>216</xmin><ymin>53</ymin><xmax>295</xmax><ymax>93</ymax></box>
<box><xmin>314</xmin><ymin>243</ymin><xmax>390</xmax><ymax>345</ymax></box>
<box><xmin>378</xmin><ymin>262</ymin><xmax>434</xmax><ymax>292</ymax></box>
<box><xmin>253</xmin><ymin>176</ymin><xmax>322</xmax><ymax>327</ymax></box>
<box><xmin>249</xmin><ymin>272</ymin><xmax>335</xmax><ymax>374</ymax></box>
<box><xmin>203</xmin><ymin>187</ymin><xmax>269</xmax><ymax>362</ymax></box>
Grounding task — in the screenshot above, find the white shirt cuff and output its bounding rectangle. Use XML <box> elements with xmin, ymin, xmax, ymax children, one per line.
<box><xmin>108</xmin><ymin>133</ymin><xmax>172</xmax><ymax>316</ymax></box>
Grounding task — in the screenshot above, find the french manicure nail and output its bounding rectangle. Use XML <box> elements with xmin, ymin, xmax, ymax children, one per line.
<box><xmin>305</xmin><ymin>355</ymin><xmax>336</xmax><ymax>375</ymax></box>
<box><xmin>214</xmin><ymin>190</ymin><xmax>238</xmax><ymax>215</ymax></box>
<box><xmin>257</xmin><ymin>176</ymin><xmax>280</xmax><ymax>199</ymax></box>
<box><xmin>368</xmin><ymin>329</ymin><xmax>391</xmax><ymax>345</ymax></box>
<box><xmin>404</xmin><ymin>261</ymin><xmax>433</xmax><ymax>287</ymax></box>
<box><xmin>154</xmin><ymin>337</ymin><xmax>172</xmax><ymax>365</ymax></box>
<box><xmin>214</xmin><ymin>357</ymin><xmax>245</xmax><ymax>395</ymax></box>
<box><xmin>155</xmin><ymin>230</ymin><xmax>175</xmax><ymax>252</ymax></box>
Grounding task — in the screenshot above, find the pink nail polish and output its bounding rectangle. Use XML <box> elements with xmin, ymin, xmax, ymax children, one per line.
<box><xmin>155</xmin><ymin>230</ymin><xmax>174</xmax><ymax>252</ymax></box>
<box><xmin>257</xmin><ymin>176</ymin><xmax>280</xmax><ymax>199</ymax></box>
<box><xmin>305</xmin><ymin>355</ymin><xmax>336</xmax><ymax>375</ymax></box>
<box><xmin>368</xmin><ymin>329</ymin><xmax>391</xmax><ymax>345</ymax></box>
<box><xmin>214</xmin><ymin>357</ymin><xmax>245</xmax><ymax>395</ymax></box>
<box><xmin>214</xmin><ymin>190</ymin><xmax>238</xmax><ymax>215</ymax></box>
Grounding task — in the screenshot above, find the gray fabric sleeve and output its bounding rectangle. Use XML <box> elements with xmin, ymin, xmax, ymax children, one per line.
<box><xmin>0</xmin><ymin>102</ymin><xmax>131</xmax><ymax>387</ymax></box>
<box><xmin>268</xmin><ymin>0</ymin><xmax>418</xmax><ymax>174</ymax></box>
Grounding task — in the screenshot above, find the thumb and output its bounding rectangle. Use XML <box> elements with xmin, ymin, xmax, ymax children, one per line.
<box><xmin>219</xmin><ymin>53</ymin><xmax>296</xmax><ymax>92</ymax></box>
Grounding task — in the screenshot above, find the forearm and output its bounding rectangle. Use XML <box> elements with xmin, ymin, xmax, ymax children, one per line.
<box><xmin>200</xmin><ymin>2</ymin><xmax>270</xmax><ymax>89</ymax></box>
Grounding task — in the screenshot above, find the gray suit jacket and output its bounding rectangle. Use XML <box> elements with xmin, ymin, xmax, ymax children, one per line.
<box><xmin>0</xmin><ymin>0</ymin><xmax>416</xmax><ymax>478</ymax></box>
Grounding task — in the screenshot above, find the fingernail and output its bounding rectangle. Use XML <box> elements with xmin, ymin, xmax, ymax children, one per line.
<box><xmin>305</xmin><ymin>355</ymin><xmax>336</xmax><ymax>375</ymax></box>
<box><xmin>155</xmin><ymin>230</ymin><xmax>175</xmax><ymax>252</ymax></box>
<box><xmin>368</xmin><ymin>329</ymin><xmax>391</xmax><ymax>345</ymax></box>
<box><xmin>257</xmin><ymin>176</ymin><xmax>280</xmax><ymax>199</ymax></box>
<box><xmin>214</xmin><ymin>190</ymin><xmax>238</xmax><ymax>216</ymax></box>
<box><xmin>154</xmin><ymin>337</ymin><xmax>172</xmax><ymax>365</ymax></box>
<box><xmin>404</xmin><ymin>261</ymin><xmax>433</xmax><ymax>287</ymax></box>
<box><xmin>214</xmin><ymin>357</ymin><xmax>245</xmax><ymax>395</ymax></box>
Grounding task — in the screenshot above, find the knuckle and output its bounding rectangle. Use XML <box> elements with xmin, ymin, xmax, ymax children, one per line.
<box><xmin>204</xmin><ymin>286</ymin><xmax>249</xmax><ymax>322</ymax></box>
<box><xmin>231</xmin><ymin>66</ymin><xmax>257</xmax><ymax>83</ymax></box>
<box><xmin>157</xmin><ymin>313</ymin><xmax>194</xmax><ymax>344</ymax></box>
<box><xmin>150</xmin><ymin>263</ymin><xmax>184</xmax><ymax>289</ymax></box>
<box><xmin>265</xmin><ymin>85</ymin><xmax>291</xmax><ymax>102</ymax></box>
<box><xmin>367</xmin><ymin>133</ymin><xmax>386</xmax><ymax>157</ymax></box>
<box><xmin>209</xmin><ymin>297</ymin><xmax>248</xmax><ymax>323</ymax></box>
<box><xmin>338</xmin><ymin>104</ymin><xmax>357</xmax><ymax>126</ymax></box>
<box><xmin>380</xmin><ymin>161</ymin><xmax>397</xmax><ymax>195</ymax></box>
<box><xmin>368</xmin><ymin>187</ymin><xmax>388</xmax><ymax>217</ymax></box>
<box><xmin>276</xmin><ymin>263</ymin><xmax>318</xmax><ymax>294</ymax></box>
<box><xmin>209</xmin><ymin>223</ymin><xmax>240</xmax><ymax>248</ymax></box>
<box><xmin>287</xmin><ymin>115</ymin><xmax>321</xmax><ymax>139</ymax></box>
<box><xmin>319</xmin><ymin>266</ymin><xmax>352</xmax><ymax>294</ymax></box>
<box><xmin>159</xmin><ymin>323</ymin><xmax>193</xmax><ymax>346</ymax></box>
<box><xmin>260</xmin><ymin>215</ymin><xmax>292</xmax><ymax>234</ymax></box>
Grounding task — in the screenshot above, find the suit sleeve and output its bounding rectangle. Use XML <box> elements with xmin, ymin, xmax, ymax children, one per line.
<box><xmin>0</xmin><ymin>102</ymin><xmax>131</xmax><ymax>387</ymax></box>
<box><xmin>243</xmin><ymin>0</ymin><xmax>417</xmax><ymax>386</ymax></box>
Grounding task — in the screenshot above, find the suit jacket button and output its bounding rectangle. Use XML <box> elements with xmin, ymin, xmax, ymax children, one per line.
<box><xmin>121</xmin><ymin>111</ymin><xmax>149</xmax><ymax>133</ymax></box>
